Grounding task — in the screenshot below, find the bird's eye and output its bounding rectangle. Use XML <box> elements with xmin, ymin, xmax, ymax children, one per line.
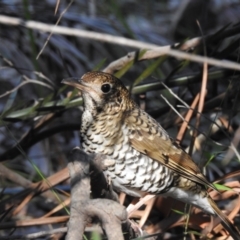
<box><xmin>101</xmin><ymin>83</ymin><xmax>111</xmax><ymax>93</ymax></box>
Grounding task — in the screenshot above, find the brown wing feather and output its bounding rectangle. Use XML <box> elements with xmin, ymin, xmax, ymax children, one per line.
<box><xmin>126</xmin><ymin>108</ymin><xmax>216</xmax><ymax>191</ymax></box>
<box><xmin>208</xmin><ymin>197</ymin><xmax>240</xmax><ymax>239</ymax></box>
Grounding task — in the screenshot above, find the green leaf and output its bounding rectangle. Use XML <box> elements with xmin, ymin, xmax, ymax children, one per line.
<box><xmin>187</xmin><ymin>230</ymin><xmax>202</xmax><ymax>236</ymax></box>
<box><xmin>207</xmin><ymin>23</ymin><xmax>232</xmax><ymax>42</ymax></box>
<box><xmin>204</xmin><ymin>152</ymin><xmax>217</xmax><ymax>167</ymax></box>
<box><xmin>131</xmin><ymin>82</ymin><xmax>162</xmax><ymax>94</ymax></box>
<box><xmin>133</xmin><ymin>56</ymin><xmax>166</xmax><ymax>86</ymax></box>
<box><xmin>57</xmin><ymin>84</ymin><xmax>68</xmax><ymax>95</ymax></box>
<box><xmin>91</xmin><ymin>231</ymin><xmax>102</xmax><ymax>240</ymax></box>
<box><xmin>213</xmin><ymin>183</ymin><xmax>233</xmax><ymax>191</ymax></box>
<box><xmin>2</xmin><ymin>104</ymin><xmax>38</xmax><ymax>120</ymax></box>
<box><xmin>38</xmin><ymin>93</ymin><xmax>55</xmax><ymax>107</ymax></box>
<box><xmin>171</xmin><ymin>208</ymin><xmax>186</xmax><ymax>215</ymax></box>
<box><xmin>62</xmin><ymin>88</ymin><xmax>79</xmax><ymax>105</ymax></box>
<box><xmin>204</xmin><ymin>151</ymin><xmax>223</xmax><ymax>167</ymax></box>
<box><xmin>109</xmin><ymin>0</ymin><xmax>135</xmax><ymax>39</ymax></box>
<box><xmin>0</xmin><ymin>96</ymin><xmax>83</xmax><ymax>124</ymax></box>
<box><xmin>93</xmin><ymin>58</ymin><xmax>107</xmax><ymax>71</ymax></box>
<box><xmin>114</xmin><ymin>59</ymin><xmax>134</xmax><ymax>79</ymax></box>
<box><xmin>115</xmin><ymin>50</ymin><xmax>147</xmax><ymax>79</ymax></box>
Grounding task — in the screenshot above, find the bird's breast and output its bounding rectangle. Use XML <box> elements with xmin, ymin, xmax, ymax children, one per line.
<box><xmin>80</xmin><ymin>118</ymin><xmax>174</xmax><ymax>197</ymax></box>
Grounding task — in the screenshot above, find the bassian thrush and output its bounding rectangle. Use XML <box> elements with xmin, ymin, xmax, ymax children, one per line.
<box><xmin>62</xmin><ymin>71</ymin><xmax>240</xmax><ymax>239</ymax></box>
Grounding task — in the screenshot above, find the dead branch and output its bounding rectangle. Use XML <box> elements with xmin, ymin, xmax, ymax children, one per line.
<box><xmin>66</xmin><ymin>148</ymin><xmax>128</xmax><ymax>240</ymax></box>
<box><xmin>1</xmin><ymin>15</ymin><xmax>240</xmax><ymax>72</ymax></box>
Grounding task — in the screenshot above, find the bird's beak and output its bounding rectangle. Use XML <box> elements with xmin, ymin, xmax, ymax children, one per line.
<box><xmin>61</xmin><ymin>77</ymin><xmax>87</xmax><ymax>91</ymax></box>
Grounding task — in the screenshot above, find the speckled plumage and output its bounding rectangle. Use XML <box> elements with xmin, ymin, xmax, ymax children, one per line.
<box><xmin>62</xmin><ymin>71</ymin><xmax>240</xmax><ymax>239</ymax></box>
<box><xmin>81</xmin><ymin>104</ymin><xmax>174</xmax><ymax>196</ymax></box>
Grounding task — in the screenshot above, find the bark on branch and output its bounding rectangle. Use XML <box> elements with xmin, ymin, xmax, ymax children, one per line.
<box><xmin>66</xmin><ymin>147</ymin><xmax>128</xmax><ymax>240</ymax></box>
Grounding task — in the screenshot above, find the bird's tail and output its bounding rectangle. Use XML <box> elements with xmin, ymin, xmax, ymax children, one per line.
<box><xmin>208</xmin><ymin>197</ymin><xmax>240</xmax><ymax>240</ymax></box>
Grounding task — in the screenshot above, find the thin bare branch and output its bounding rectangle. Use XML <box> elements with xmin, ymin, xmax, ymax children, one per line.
<box><xmin>0</xmin><ymin>54</ymin><xmax>54</xmax><ymax>98</ymax></box>
<box><xmin>176</xmin><ymin>93</ymin><xmax>200</xmax><ymax>142</ymax></box>
<box><xmin>189</xmin><ymin>20</ymin><xmax>209</xmax><ymax>156</ymax></box>
<box><xmin>0</xmin><ymin>15</ymin><xmax>240</xmax><ymax>72</ymax></box>
<box><xmin>160</xmin><ymin>94</ymin><xmax>185</xmax><ymax>122</ymax></box>
<box><xmin>66</xmin><ymin>148</ymin><xmax>127</xmax><ymax>240</ymax></box>
<box><xmin>0</xmin><ymin>227</ymin><xmax>67</xmax><ymax>239</ymax></box>
<box><xmin>223</xmin><ymin>126</ymin><xmax>240</xmax><ymax>164</ymax></box>
<box><xmin>161</xmin><ymin>81</ymin><xmax>190</xmax><ymax>108</ymax></box>
<box><xmin>37</xmin><ymin>0</ymin><xmax>74</xmax><ymax>59</ymax></box>
<box><xmin>0</xmin><ymin>79</ymin><xmax>53</xmax><ymax>99</ymax></box>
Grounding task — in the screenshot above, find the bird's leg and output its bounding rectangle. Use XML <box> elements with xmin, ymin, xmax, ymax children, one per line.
<box><xmin>119</xmin><ymin>192</ymin><xmax>127</xmax><ymax>205</ymax></box>
<box><xmin>127</xmin><ymin>194</ymin><xmax>156</xmax><ymax>217</ymax></box>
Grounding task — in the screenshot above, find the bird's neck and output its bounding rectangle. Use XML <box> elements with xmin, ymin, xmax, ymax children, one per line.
<box><xmin>80</xmin><ymin>99</ymin><xmax>135</xmax><ymax>136</ymax></box>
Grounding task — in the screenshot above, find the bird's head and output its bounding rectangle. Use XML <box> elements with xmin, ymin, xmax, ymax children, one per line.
<box><xmin>62</xmin><ymin>71</ymin><xmax>133</xmax><ymax>114</ymax></box>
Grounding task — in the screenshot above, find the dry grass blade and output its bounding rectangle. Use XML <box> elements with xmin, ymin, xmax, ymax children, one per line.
<box><xmin>0</xmin><ymin>216</ymin><xmax>69</xmax><ymax>229</ymax></box>
<box><xmin>0</xmin><ymin>227</ymin><xmax>67</xmax><ymax>240</ymax></box>
<box><xmin>37</xmin><ymin>0</ymin><xmax>74</xmax><ymax>59</ymax></box>
<box><xmin>176</xmin><ymin>93</ymin><xmax>200</xmax><ymax>143</ymax></box>
<box><xmin>223</xmin><ymin>126</ymin><xmax>240</xmax><ymax>165</ymax></box>
<box><xmin>0</xmin><ymin>168</ymin><xmax>69</xmax><ymax>218</ymax></box>
<box><xmin>127</xmin><ymin>195</ymin><xmax>155</xmax><ymax>217</ymax></box>
<box><xmin>41</xmin><ymin>198</ymin><xmax>70</xmax><ymax>218</ymax></box>
<box><xmin>0</xmin><ymin>79</ymin><xmax>53</xmax><ymax>99</ymax></box>
<box><xmin>188</xmin><ymin>29</ymin><xmax>208</xmax><ymax>156</ymax></box>
<box><xmin>55</xmin><ymin>0</ymin><xmax>61</xmax><ymax>15</ymax></box>
<box><xmin>0</xmin><ymin>163</ymin><xmax>32</xmax><ymax>187</ymax></box>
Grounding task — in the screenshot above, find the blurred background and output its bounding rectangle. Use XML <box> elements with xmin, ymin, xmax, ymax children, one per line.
<box><xmin>1</xmin><ymin>0</ymin><xmax>240</xmax><ymax>239</ymax></box>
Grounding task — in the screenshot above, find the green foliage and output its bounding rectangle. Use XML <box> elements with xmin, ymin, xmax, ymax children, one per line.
<box><xmin>133</xmin><ymin>56</ymin><xmax>166</xmax><ymax>86</ymax></box>
<box><xmin>115</xmin><ymin>50</ymin><xmax>147</xmax><ymax>79</ymax></box>
<box><xmin>213</xmin><ymin>183</ymin><xmax>233</xmax><ymax>191</ymax></box>
<box><xmin>90</xmin><ymin>231</ymin><xmax>102</xmax><ymax>240</ymax></box>
<box><xmin>171</xmin><ymin>208</ymin><xmax>186</xmax><ymax>215</ymax></box>
<box><xmin>93</xmin><ymin>59</ymin><xmax>107</xmax><ymax>71</ymax></box>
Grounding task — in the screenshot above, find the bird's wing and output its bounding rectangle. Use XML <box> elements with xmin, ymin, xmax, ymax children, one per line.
<box><xmin>125</xmin><ymin>108</ymin><xmax>216</xmax><ymax>191</ymax></box>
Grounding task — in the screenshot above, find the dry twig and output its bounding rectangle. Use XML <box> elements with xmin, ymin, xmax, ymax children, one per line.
<box><xmin>0</xmin><ymin>15</ymin><xmax>240</xmax><ymax>72</ymax></box>
<box><xmin>66</xmin><ymin>148</ymin><xmax>128</xmax><ymax>240</ymax></box>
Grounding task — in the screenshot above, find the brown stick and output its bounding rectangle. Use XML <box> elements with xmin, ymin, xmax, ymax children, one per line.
<box><xmin>66</xmin><ymin>147</ymin><xmax>127</xmax><ymax>240</ymax></box>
